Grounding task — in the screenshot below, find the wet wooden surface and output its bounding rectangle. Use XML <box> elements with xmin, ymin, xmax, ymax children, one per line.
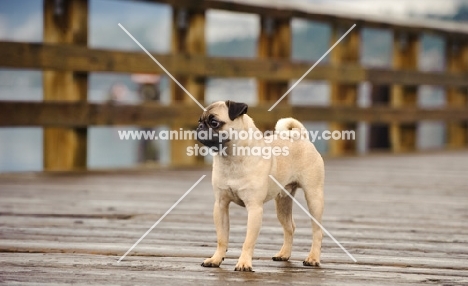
<box><xmin>1</xmin><ymin>151</ymin><xmax>467</xmax><ymax>285</ymax></box>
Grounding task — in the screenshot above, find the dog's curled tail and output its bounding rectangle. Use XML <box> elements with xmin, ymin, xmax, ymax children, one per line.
<box><xmin>275</xmin><ymin>117</ymin><xmax>309</xmax><ymax>140</ymax></box>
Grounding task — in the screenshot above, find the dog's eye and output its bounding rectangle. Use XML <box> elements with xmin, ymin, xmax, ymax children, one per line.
<box><xmin>210</xmin><ymin>120</ymin><xmax>220</xmax><ymax>128</ymax></box>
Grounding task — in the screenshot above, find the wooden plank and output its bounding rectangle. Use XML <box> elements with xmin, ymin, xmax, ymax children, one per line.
<box><xmin>43</xmin><ymin>0</ymin><xmax>88</xmax><ymax>171</ymax></box>
<box><xmin>390</xmin><ymin>32</ymin><xmax>419</xmax><ymax>153</ymax></box>
<box><xmin>1</xmin><ymin>102</ymin><xmax>468</xmax><ymax>127</ymax></box>
<box><xmin>1</xmin><ymin>254</ymin><xmax>465</xmax><ymax>286</ymax></box>
<box><xmin>329</xmin><ymin>24</ymin><xmax>360</xmax><ymax>156</ymax></box>
<box><xmin>1</xmin><ymin>41</ymin><xmax>468</xmax><ymax>86</ymax></box>
<box><xmin>365</xmin><ymin>68</ymin><xmax>468</xmax><ymax>87</ymax></box>
<box><xmin>0</xmin><ymin>41</ymin><xmax>353</xmax><ymax>81</ymax></box>
<box><xmin>446</xmin><ymin>40</ymin><xmax>468</xmax><ymax>148</ymax></box>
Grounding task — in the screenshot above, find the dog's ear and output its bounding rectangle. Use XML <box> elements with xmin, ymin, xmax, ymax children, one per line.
<box><xmin>226</xmin><ymin>100</ymin><xmax>248</xmax><ymax>121</ymax></box>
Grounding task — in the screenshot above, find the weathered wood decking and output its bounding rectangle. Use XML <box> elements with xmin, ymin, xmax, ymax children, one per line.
<box><xmin>1</xmin><ymin>151</ymin><xmax>467</xmax><ymax>285</ymax></box>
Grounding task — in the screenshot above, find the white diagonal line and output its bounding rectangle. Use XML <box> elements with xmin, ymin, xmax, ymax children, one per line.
<box><xmin>269</xmin><ymin>175</ymin><xmax>357</xmax><ymax>262</ymax></box>
<box><xmin>118</xmin><ymin>23</ymin><xmax>206</xmax><ymax>111</ymax></box>
<box><xmin>268</xmin><ymin>24</ymin><xmax>356</xmax><ymax>111</ymax></box>
<box><xmin>117</xmin><ymin>175</ymin><xmax>206</xmax><ymax>263</ymax></box>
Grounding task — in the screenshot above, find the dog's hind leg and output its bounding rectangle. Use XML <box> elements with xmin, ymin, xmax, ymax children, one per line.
<box><xmin>300</xmin><ymin>157</ymin><xmax>325</xmax><ymax>267</ymax></box>
<box><xmin>272</xmin><ymin>186</ymin><xmax>297</xmax><ymax>261</ymax></box>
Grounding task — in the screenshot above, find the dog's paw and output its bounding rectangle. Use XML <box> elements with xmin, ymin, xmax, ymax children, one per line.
<box><xmin>234</xmin><ymin>259</ymin><xmax>253</xmax><ymax>272</ymax></box>
<box><xmin>272</xmin><ymin>255</ymin><xmax>290</xmax><ymax>261</ymax></box>
<box><xmin>303</xmin><ymin>258</ymin><xmax>320</xmax><ymax>267</ymax></box>
<box><xmin>201</xmin><ymin>257</ymin><xmax>223</xmax><ymax>268</ymax></box>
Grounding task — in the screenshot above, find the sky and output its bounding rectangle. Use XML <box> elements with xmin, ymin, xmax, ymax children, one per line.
<box><xmin>311</xmin><ymin>0</ymin><xmax>465</xmax><ymax>16</ymax></box>
<box><xmin>0</xmin><ymin>0</ymin><xmax>466</xmax><ymax>46</ymax></box>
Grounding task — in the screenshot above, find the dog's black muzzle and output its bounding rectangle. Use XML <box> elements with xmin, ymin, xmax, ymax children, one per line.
<box><xmin>196</xmin><ymin>123</ymin><xmax>222</xmax><ymax>149</ymax></box>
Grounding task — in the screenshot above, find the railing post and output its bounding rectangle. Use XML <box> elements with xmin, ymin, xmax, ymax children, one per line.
<box><xmin>257</xmin><ymin>16</ymin><xmax>291</xmax><ymax>108</ymax></box>
<box><xmin>43</xmin><ymin>0</ymin><xmax>88</xmax><ymax>170</ymax></box>
<box><xmin>170</xmin><ymin>8</ymin><xmax>206</xmax><ymax>166</ymax></box>
<box><xmin>329</xmin><ymin>23</ymin><xmax>360</xmax><ymax>156</ymax></box>
<box><xmin>390</xmin><ymin>31</ymin><xmax>419</xmax><ymax>152</ymax></box>
<box><xmin>446</xmin><ymin>39</ymin><xmax>468</xmax><ymax>148</ymax></box>
<box><xmin>368</xmin><ymin>85</ymin><xmax>391</xmax><ymax>151</ymax></box>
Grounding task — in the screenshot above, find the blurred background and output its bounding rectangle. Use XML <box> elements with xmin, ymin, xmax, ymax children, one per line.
<box><xmin>0</xmin><ymin>0</ymin><xmax>467</xmax><ymax>172</ymax></box>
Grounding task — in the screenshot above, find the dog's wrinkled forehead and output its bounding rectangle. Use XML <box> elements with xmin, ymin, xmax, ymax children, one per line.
<box><xmin>200</xmin><ymin>101</ymin><xmax>229</xmax><ymax>122</ymax></box>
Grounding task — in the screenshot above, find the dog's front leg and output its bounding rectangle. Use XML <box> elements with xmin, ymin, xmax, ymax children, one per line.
<box><xmin>201</xmin><ymin>198</ymin><xmax>230</xmax><ymax>267</ymax></box>
<box><xmin>235</xmin><ymin>203</ymin><xmax>263</xmax><ymax>272</ymax></box>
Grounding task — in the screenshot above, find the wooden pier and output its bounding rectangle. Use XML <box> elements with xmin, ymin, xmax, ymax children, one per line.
<box><xmin>1</xmin><ymin>0</ymin><xmax>467</xmax><ymax>283</ymax></box>
<box><xmin>1</xmin><ymin>151</ymin><xmax>467</xmax><ymax>285</ymax></box>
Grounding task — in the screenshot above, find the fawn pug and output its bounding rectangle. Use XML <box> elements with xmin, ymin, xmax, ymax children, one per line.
<box><xmin>197</xmin><ymin>100</ymin><xmax>324</xmax><ymax>271</ymax></box>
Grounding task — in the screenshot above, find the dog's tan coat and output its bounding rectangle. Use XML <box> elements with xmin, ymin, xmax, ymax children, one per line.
<box><xmin>200</xmin><ymin>101</ymin><xmax>324</xmax><ymax>271</ymax></box>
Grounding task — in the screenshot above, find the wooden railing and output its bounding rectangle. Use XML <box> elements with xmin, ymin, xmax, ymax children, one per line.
<box><xmin>0</xmin><ymin>0</ymin><xmax>467</xmax><ymax>170</ymax></box>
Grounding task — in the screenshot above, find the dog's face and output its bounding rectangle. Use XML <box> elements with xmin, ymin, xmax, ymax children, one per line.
<box><xmin>196</xmin><ymin>100</ymin><xmax>248</xmax><ymax>149</ymax></box>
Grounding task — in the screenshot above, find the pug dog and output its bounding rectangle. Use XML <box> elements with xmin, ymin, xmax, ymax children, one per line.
<box><xmin>197</xmin><ymin>100</ymin><xmax>324</xmax><ymax>271</ymax></box>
